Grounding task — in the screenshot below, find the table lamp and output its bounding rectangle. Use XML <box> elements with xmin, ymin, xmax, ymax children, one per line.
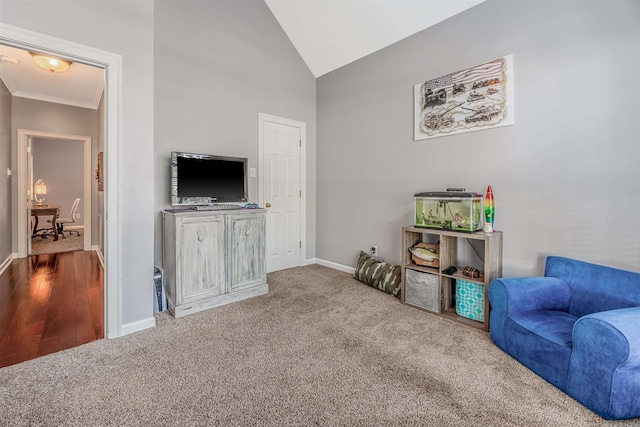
<box><xmin>483</xmin><ymin>185</ymin><xmax>494</xmax><ymax>234</ymax></box>
<box><xmin>34</xmin><ymin>179</ymin><xmax>47</xmax><ymax>207</ymax></box>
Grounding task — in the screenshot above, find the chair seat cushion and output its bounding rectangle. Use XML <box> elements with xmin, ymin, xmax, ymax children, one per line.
<box><xmin>513</xmin><ymin>309</ymin><xmax>578</xmax><ymax>348</ymax></box>
<box><xmin>506</xmin><ymin>309</ymin><xmax>578</xmax><ymax>390</ymax></box>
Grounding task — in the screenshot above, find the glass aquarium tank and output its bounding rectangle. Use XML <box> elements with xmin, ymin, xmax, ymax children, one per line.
<box><xmin>414</xmin><ymin>191</ymin><xmax>483</xmax><ymax>232</ymax></box>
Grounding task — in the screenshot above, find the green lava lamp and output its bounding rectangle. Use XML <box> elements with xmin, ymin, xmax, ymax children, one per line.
<box><xmin>483</xmin><ymin>185</ymin><xmax>494</xmax><ymax>234</ymax></box>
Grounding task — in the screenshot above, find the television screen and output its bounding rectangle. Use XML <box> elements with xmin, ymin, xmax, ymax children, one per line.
<box><xmin>171</xmin><ymin>152</ymin><xmax>247</xmax><ymax>206</ymax></box>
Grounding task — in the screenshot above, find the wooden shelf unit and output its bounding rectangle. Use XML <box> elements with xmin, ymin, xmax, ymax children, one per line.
<box><xmin>400</xmin><ymin>225</ymin><xmax>503</xmax><ymax>331</ymax></box>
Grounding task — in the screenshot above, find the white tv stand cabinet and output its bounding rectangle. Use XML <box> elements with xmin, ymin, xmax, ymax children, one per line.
<box><xmin>162</xmin><ymin>208</ymin><xmax>268</xmax><ymax>318</ymax></box>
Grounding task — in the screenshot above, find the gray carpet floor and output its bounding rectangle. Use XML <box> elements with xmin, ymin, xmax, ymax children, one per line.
<box><xmin>0</xmin><ymin>265</ymin><xmax>636</xmax><ymax>426</ymax></box>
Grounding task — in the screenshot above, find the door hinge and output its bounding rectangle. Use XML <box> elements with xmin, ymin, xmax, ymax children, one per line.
<box><xmin>299</xmin><ymin>190</ymin><xmax>302</xmax><ymax>198</ymax></box>
<box><xmin>299</xmin><ymin>139</ymin><xmax>301</xmax><ymax>147</ymax></box>
<box><xmin>26</xmin><ymin>146</ymin><xmax>31</xmax><ymax>153</ymax></box>
<box><xmin>300</xmin><ymin>241</ymin><xmax>302</xmax><ymax>248</ymax></box>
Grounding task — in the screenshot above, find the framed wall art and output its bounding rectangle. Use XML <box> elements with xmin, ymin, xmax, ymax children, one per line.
<box><xmin>96</xmin><ymin>151</ymin><xmax>103</xmax><ymax>192</ymax></box>
<box><xmin>414</xmin><ymin>54</ymin><xmax>514</xmax><ymax>140</ymax></box>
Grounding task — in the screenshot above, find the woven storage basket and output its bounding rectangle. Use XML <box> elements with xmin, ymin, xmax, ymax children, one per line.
<box><xmin>404</xmin><ymin>268</ymin><xmax>440</xmax><ymax>313</ymax></box>
<box><xmin>455</xmin><ymin>279</ymin><xmax>484</xmax><ymax>322</ymax></box>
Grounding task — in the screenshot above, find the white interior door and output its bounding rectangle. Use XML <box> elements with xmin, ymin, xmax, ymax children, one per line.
<box><xmin>260</xmin><ymin>115</ymin><xmax>304</xmax><ymax>273</ymax></box>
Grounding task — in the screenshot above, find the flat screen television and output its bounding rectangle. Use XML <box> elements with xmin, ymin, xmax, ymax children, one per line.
<box><xmin>171</xmin><ymin>151</ymin><xmax>248</xmax><ymax>206</ymax></box>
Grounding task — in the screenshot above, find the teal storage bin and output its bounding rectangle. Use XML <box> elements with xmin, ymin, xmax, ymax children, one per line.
<box><xmin>456</xmin><ymin>279</ymin><xmax>484</xmax><ymax>322</ymax></box>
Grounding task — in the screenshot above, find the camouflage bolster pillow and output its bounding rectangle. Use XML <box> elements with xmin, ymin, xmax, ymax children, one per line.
<box><xmin>354</xmin><ymin>251</ymin><xmax>401</xmax><ymax>298</ymax></box>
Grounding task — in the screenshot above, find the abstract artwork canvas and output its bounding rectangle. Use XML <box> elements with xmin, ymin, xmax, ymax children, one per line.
<box><xmin>414</xmin><ymin>55</ymin><xmax>514</xmax><ymax>140</ymax></box>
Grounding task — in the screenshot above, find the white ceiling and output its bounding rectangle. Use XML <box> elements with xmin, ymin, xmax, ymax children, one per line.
<box><xmin>0</xmin><ymin>0</ymin><xmax>484</xmax><ymax>108</ymax></box>
<box><xmin>0</xmin><ymin>44</ymin><xmax>104</xmax><ymax>110</ymax></box>
<box><xmin>265</xmin><ymin>0</ymin><xmax>485</xmax><ymax>77</ymax></box>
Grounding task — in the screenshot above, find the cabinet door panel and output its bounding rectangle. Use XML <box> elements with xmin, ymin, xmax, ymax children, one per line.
<box><xmin>178</xmin><ymin>216</ymin><xmax>225</xmax><ymax>303</ymax></box>
<box><xmin>229</xmin><ymin>214</ymin><xmax>266</xmax><ymax>291</ymax></box>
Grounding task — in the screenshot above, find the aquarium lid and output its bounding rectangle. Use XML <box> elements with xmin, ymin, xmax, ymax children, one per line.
<box><xmin>415</xmin><ymin>191</ymin><xmax>483</xmax><ymax>198</ymax></box>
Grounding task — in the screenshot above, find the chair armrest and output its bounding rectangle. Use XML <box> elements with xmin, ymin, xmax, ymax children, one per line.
<box><xmin>568</xmin><ymin>307</ymin><xmax>640</xmax><ymax>419</ymax></box>
<box><xmin>488</xmin><ymin>277</ymin><xmax>571</xmax><ymax>352</ymax></box>
<box><xmin>488</xmin><ymin>277</ymin><xmax>571</xmax><ymax>317</ymax></box>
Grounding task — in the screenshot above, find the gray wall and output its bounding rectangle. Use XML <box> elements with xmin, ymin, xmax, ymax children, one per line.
<box><xmin>154</xmin><ymin>0</ymin><xmax>317</xmax><ymax>266</ymax></box>
<box><xmin>7</xmin><ymin>0</ymin><xmax>636</xmax><ymax>332</ymax></box>
<box><xmin>2</xmin><ymin>0</ymin><xmax>155</xmax><ymax>326</ymax></box>
<box><xmin>317</xmin><ymin>0</ymin><xmax>640</xmax><ymax>276</ymax></box>
<box><xmin>32</xmin><ymin>137</ymin><xmax>84</xmax><ymax>227</ymax></box>
<box><xmin>0</xmin><ymin>80</ymin><xmax>11</xmax><ymax>263</ymax></box>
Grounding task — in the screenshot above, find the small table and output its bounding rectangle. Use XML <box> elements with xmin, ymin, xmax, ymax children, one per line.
<box><xmin>31</xmin><ymin>205</ymin><xmax>60</xmax><ymax>241</ymax></box>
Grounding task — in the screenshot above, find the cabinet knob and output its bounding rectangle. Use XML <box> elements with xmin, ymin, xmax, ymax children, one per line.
<box><xmin>265</xmin><ymin>202</ymin><xmax>271</xmax><ymax>208</ymax></box>
<box><xmin>245</xmin><ymin>230</ymin><xmax>250</xmax><ymax>236</ymax></box>
<box><xmin>198</xmin><ymin>235</ymin><xmax>205</xmax><ymax>242</ymax></box>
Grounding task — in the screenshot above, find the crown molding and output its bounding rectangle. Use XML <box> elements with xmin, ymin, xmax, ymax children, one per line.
<box><xmin>12</xmin><ymin>90</ymin><xmax>99</xmax><ymax>110</ymax></box>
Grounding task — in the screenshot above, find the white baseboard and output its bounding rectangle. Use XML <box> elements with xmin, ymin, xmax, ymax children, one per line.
<box><xmin>120</xmin><ymin>316</ymin><xmax>156</xmax><ymax>336</ymax></box>
<box><xmin>314</xmin><ymin>258</ymin><xmax>356</xmax><ymax>274</ymax></box>
<box><xmin>92</xmin><ymin>245</ymin><xmax>104</xmax><ymax>268</ymax></box>
<box><xmin>0</xmin><ymin>253</ymin><xmax>16</xmax><ymax>276</ymax></box>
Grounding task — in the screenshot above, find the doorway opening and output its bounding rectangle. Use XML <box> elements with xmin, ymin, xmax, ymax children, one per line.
<box><xmin>29</xmin><ymin>137</ymin><xmax>85</xmax><ymax>256</ymax></box>
<box><xmin>18</xmin><ymin>130</ymin><xmax>92</xmax><ymax>258</ymax></box>
<box><xmin>1</xmin><ymin>23</ymin><xmax>122</xmax><ymax>341</ymax></box>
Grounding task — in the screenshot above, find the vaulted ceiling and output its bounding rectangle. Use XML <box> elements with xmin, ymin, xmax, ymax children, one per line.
<box><xmin>0</xmin><ymin>0</ymin><xmax>484</xmax><ymax>107</ymax></box>
<box><xmin>265</xmin><ymin>0</ymin><xmax>485</xmax><ymax>77</ymax></box>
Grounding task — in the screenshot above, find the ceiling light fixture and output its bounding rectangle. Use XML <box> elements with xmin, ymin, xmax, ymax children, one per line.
<box><xmin>29</xmin><ymin>52</ymin><xmax>72</xmax><ymax>73</ymax></box>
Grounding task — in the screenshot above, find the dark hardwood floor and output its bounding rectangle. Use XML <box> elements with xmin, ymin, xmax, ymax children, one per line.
<box><xmin>0</xmin><ymin>250</ymin><xmax>104</xmax><ymax>368</ymax></box>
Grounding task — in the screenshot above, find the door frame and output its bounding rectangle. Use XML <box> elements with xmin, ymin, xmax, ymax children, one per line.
<box><xmin>257</xmin><ymin>113</ymin><xmax>307</xmax><ymax>270</ymax></box>
<box><xmin>18</xmin><ymin>130</ymin><xmax>92</xmax><ymax>256</ymax></box>
<box><xmin>1</xmin><ymin>23</ymin><xmax>122</xmax><ymax>338</ymax></box>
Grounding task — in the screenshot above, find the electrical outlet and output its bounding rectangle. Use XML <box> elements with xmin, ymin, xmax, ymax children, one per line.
<box><xmin>75</xmin><ymin>213</ymin><xmax>81</xmax><ymax>219</ymax></box>
<box><xmin>371</xmin><ymin>246</ymin><xmax>378</xmax><ymax>257</ymax></box>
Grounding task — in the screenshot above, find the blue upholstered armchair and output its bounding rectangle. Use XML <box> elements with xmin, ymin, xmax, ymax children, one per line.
<box><xmin>488</xmin><ymin>256</ymin><xmax>640</xmax><ymax>420</ymax></box>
